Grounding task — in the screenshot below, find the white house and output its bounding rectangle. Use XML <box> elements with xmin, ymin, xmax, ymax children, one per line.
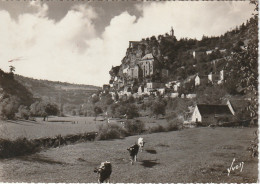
<box><xmin>126</xmin><ymin>92</ymin><xmax>132</xmax><ymax>97</ymax></box>
<box><xmin>220</xmin><ymin>70</ymin><xmax>224</xmax><ymax>81</ymax></box>
<box><xmin>191</xmin><ymin>105</ymin><xmax>202</xmax><ymax>122</ymax></box>
<box><xmin>191</xmin><ymin>104</ymin><xmax>234</xmax><ymax>124</ymax></box>
<box><xmin>170</xmin><ymin>93</ymin><xmax>178</xmax><ymax>98</ymax></box>
<box><xmin>147</xmin><ymin>82</ymin><xmax>164</xmax><ymax>89</ymax></box>
<box><xmin>206</xmin><ymin>50</ymin><xmax>213</xmax><ymax>55</ymax></box>
<box><xmin>219</xmin><ymin>49</ymin><xmax>226</xmax><ymax>53</ymax></box>
<box><xmin>195</xmin><ymin>75</ymin><xmax>200</xmax><ymax>86</ymax></box>
<box><xmin>165</xmin><ymin>83</ymin><xmax>171</xmax><ymax>88</ymax></box>
<box><xmin>208</xmin><ymin>72</ymin><xmax>213</xmax><ymax>83</ymax></box>
<box><xmin>173</xmin><ymin>82</ymin><xmax>181</xmax><ymax>91</ymax></box>
<box><xmin>158</xmin><ymin>88</ymin><xmax>166</xmax><ymax>95</ymax></box>
<box><xmin>143</xmin><ymin>87</ymin><xmax>150</xmax><ymax>95</ymax></box>
<box><xmin>138</xmin><ymin>86</ymin><xmax>144</xmax><ymax>95</ymax></box>
<box><xmin>186</xmin><ymin>94</ymin><xmax>197</xmax><ymax>99</ymax></box>
<box><xmin>132</xmin><ymin>93</ymin><xmax>139</xmax><ymax>98</ymax></box>
<box><xmin>192</xmin><ymin>51</ymin><xmax>196</xmax><ymax>59</ymax></box>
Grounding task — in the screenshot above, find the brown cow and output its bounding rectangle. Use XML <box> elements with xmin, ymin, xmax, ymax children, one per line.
<box><xmin>94</xmin><ymin>161</ymin><xmax>112</xmax><ymax>183</ymax></box>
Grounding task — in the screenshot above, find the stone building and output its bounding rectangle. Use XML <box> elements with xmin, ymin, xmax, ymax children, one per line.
<box><xmin>127</xmin><ymin>65</ymin><xmax>140</xmax><ymax>79</ymax></box>
<box><xmin>146</xmin><ymin>82</ymin><xmax>164</xmax><ymax>90</ymax></box>
<box><xmin>129</xmin><ymin>41</ymin><xmax>140</xmax><ymax>49</ymax></box>
<box><xmin>195</xmin><ymin>74</ymin><xmax>208</xmax><ymax>86</ymax></box>
<box><xmin>208</xmin><ymin>72</ymin><xmax>220</xmax><ymax>84</ymax></box>
<box><xmin>161</xmin><ymin>69</ymin><xmax>169</xmax><ymax>78</ymax></box>
<box><xmin>138</xmin><ymin>53</ymin><xmax>159</xmax><ymax>78</ymax></box>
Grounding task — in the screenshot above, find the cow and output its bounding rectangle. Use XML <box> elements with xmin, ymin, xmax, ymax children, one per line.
<box><xmin>127</xmin><ymin>144</ymin><xmax>139</xmax><ymax>165</ymax></box>
<box><xmin>94</xmin><ymin>161</ymin><xmax>112</xmax><ymax>183</ymax></box>
<box><xmin>137</xmin><ymin>137</ymin><xmax>145</xmax><ymax>152</ymax></box>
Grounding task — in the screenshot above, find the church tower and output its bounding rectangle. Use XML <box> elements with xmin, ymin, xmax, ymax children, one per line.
<box><xmin>170</xmin><ymin>27</ymin><xmax>174</xmax><ymax>37</ymax></box>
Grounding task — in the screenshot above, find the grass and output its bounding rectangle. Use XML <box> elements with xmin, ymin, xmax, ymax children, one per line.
<box><xmin>0</xmin><ymin>116</ymin><xmax>175</xmax><ymax>159</ymax></box>
<box><xmin>0</xmin><ymin>116</ymin><xmax>105</xmax><ymax>140</ymax></box>
<box><xmin>0</xmin><ymin>127</ymin><xmax>257</xmax><ymax>183</ymax></box>
<box><xmin>0</xmin><ymin>116</ymin><xmax>169</xmax><ymax>140</ymax></box>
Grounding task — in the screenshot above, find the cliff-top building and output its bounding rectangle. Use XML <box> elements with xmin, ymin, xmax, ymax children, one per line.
<box><xmin>138</xmin><ymin>53</ymin><xmax>159</xmax><ymax>78</ymax></box>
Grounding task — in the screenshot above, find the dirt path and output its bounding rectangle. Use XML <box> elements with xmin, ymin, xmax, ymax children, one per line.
<box><xmin>0</xmin><ymin>127</ymin><xmax>258</xmax><ymax>182</ymax></box>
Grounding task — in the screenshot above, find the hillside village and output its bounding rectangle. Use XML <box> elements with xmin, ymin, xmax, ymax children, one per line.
<box><xmin>0</xmin><ymin>2</ymin><xmax>258</xmax><ymax>183</ymax></box>
<box><xmin>0</xmin><ymin>10</ymin><xmax>257</xmax><ymax>127</ymax></box>
<box><xmin>98</xmin><ymin>16</ymin><xmax>257</xmax><ymax>125</ymax></box>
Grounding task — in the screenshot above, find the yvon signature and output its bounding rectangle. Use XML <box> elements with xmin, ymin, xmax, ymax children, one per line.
<box><xmin>227</xmin><ymin>158</ymin><xmax>244</xmax><ymax>176</ymax></box>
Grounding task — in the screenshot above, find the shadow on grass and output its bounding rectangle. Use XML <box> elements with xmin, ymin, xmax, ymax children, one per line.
<box><xmin>140</xmin><ymin>159</ymin><xmax>159</xmax><ymax>168</ymax></box>
<box><xmin>19</xmin><ymin>154</ymin><xmax>65</xmax><ymax>165</ymax></box>
<box><xmin>145</xmin><ymin>149</ymin><xmax>157</xmax><ymax>154</ymax></box>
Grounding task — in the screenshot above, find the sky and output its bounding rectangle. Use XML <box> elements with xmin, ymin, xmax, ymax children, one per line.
<box><xmin>0</xmin><ymin>1</ymin><xmax>255</xmax><ymax>86</ymax></box>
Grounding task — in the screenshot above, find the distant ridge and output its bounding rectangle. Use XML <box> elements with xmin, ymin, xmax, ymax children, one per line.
<box><xmin>15</xmin><ymin>74</ymin><xmax>101</xmax><ymax>91</ymax></box>
<box><xmin>14</xmin><ymin>74</ymin><xmax>101</xmax><ymax>106</ymax></box>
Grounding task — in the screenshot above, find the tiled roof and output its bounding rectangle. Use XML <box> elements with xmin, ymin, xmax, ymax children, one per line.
<box><xmin>227</xmin><ymin>99</ymin><xmax>250</xmax><ymax>112</ymax></box>
<box><xmin>197</xmin><ymin>104</ymin><xmax>233</xmax><ymax>115</ymax></box>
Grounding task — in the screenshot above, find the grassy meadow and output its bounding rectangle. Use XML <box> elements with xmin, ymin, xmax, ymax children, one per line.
<box><xmin>0</xmin><ymin>116</ymin><xmax>169</xmax><ymax>140</ymax></box>
<box><xmin>0</xmin><ymin>127</ymin><xmax>257</xmax><ymax>183</ymax></box>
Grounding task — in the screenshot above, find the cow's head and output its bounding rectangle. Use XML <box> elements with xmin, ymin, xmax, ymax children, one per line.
<box><xmin>138</xmin><ymin>137</ymin><xmax>145</xmax><ymax>147</ymax></box>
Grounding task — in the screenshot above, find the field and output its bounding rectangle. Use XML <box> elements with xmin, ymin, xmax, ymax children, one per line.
<box><xmin>0</xmin><ymin>116</ymin><xmax>102</xmax><ymax>140</ymax></box>
<box><xmin>0</xmin><ymin>126</ymin><xmax>257</xmax><ymax>183</ymax></box>
<box><xmin>0</xmin><ymin>116</ymin><xmax>169</xmax><ymax>140</ymax></box>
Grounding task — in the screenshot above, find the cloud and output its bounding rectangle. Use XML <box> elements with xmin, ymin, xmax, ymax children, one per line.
<box><xmin>29</xmin><ymin>1</ymin><xmax>48</xmax><ymax>17</ymax></box>
<box><xmin>0</xmin><ymin>1</ymin><xmax>254</xmax><ymax>86</ymax></box>
<box><xmin>0</xmin><ymin>3</ymin><xmax>99</xmax><ymax>85</ymax></box>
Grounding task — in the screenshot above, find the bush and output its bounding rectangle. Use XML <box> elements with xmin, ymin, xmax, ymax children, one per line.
<box><xmin>126</xmin><ymin>104</ymin><xmax>139</xmax><ymax>119</ymax></box>
<box><xmin>196</xmin><ymin>122</ymin><xmax>208</xmax><ymax>127</ymax></box>
<box><xmin>150</xmin><ymin>101</ymin><xmax>166</xmax><ymax>118</ymax></box>
<box><xmin>16</xmin><ymin>105</ymin><xmax>30</xmax><ymax>120</ymax></box>
<box><xmin>125</xmin><ymin>119</ymin><xmax>145</xmax><ymax>135</ymax></box>
<box><xmin>0</xmin><ymin>96</ymin><xmax>20</xmax><ymax>120</ymax></box>
<box><xmin>94</xmin><ymin>106</ymin><xmax>103</xmax><ymax>120</ymax></box>
<box><xmin>111</xmin><ymin>103</ymin><xmax>139</xmax><ymax>119</ymax></box>
<box><xmin>166</xmin><ymin>120</ymin><xmax>183</xmax><ymax>131</ymax></box>
<box><xmin>96</xmin><ymin>124</ymin><xmax>127</xmax><ymax>140</ymax></box>
<box><xmin>166</xmin><ymin>112</ymin><xmax>178</xmax><ymax>121</ymax></box>
<box><xmin>148</xmin><ymin>125</ymin><xmax>166</xmax><ymax>133</ymax></box>
<box><xmin>30</xmin><ymin>101</ymin><xmax>59</xmax><ymax>117</ymax></box>
<box><xmin>0</xmin><ymin>138</ymin><xmax>40</xmax><ymax>158</ymax></box>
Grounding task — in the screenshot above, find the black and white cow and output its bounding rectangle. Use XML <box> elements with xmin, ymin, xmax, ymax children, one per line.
<box><xmin>127</xmin><ymin>144</ymin><xmax>139</xmax><ymax>165</ymax></box>
<box><xmin>94</xmin><ymin>161</ymin><xmax>112</xmax><ymax>183</ymax></box>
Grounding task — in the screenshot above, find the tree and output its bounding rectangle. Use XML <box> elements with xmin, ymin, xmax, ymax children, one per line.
<box><xmin>91</xmin><ymin>95</ymin><xmax>99</xmax><ymax>104</ymax></box>
<box><xmin>125</xmin><ymin>104</ymin><xmax>139</xmax><ymax>119</ymax></box>
<box><xmin>30</xmin><ymin>101</ymin><xmax>59</xmax><ymax>121</ymax></box>
<box><xmin>0</xmin><ymin>95</ymin><xmax>20</xmax><ymax>120</ymax></box>
<box><xmin>94</xmin><ymin>106</ymin><xmax>103</xmax><ymax>120</ymax></box>
<box><xmin>45</xmin><ymin>103</ymin><xmax>59</xmax><ymax>116</ymax></box>
<box><xmin>225</xmin><ymin>1</ymin><xmax>258</xmax><ymax>122</ymax></box>
<box><xmin>30</xmin><ymin>101</ymin><xmax>46</xmax><ymax>117</ymax></box>
<box><xmin>9</xmin><ymin>65</ymin><xmax>15</xmax><ymax>73</ymax></box>
<box><xmin>16</xmin><ymin>105</ymin><xmax>30</xmax><ymax>120</ymax></box>
<box><xmin>151</xmin><ymin>101</ymin><xmax>166</xmax><ymax>118</ymax></box>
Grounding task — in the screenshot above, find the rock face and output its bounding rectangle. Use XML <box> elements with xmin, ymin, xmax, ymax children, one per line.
<box><xmin>109</xmin><ymin>33</ymin><xmax>175</xmax><ymax>91</ymax></box>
